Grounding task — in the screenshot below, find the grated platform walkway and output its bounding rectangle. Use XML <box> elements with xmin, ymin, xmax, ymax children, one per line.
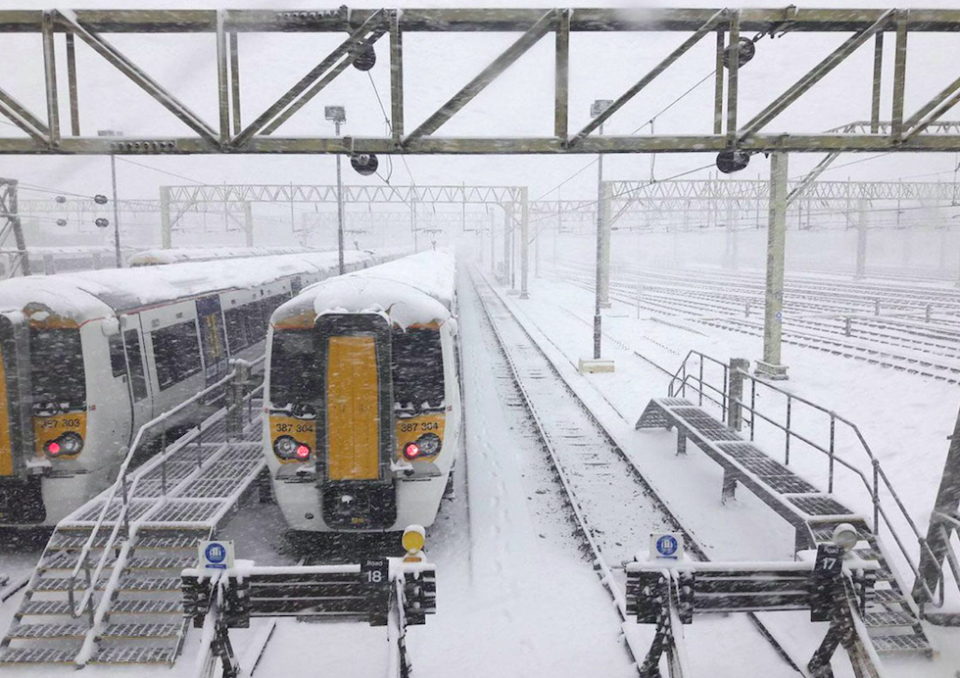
<box><xmin>636</xmin><ymin>397</ymin><xmax>932</xmax><ymax>657</ymax></box>
<box><xmin>0</xmin><ymin>409</ymin><xmax>264</xmax><ymax>667</ymax></box>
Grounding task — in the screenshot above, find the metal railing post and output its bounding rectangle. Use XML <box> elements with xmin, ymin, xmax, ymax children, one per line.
<box><xmin>697</xmin><ymin>358</ymin><xmax>704</xmax><ymax>406</ymax></box>
<box><xmin>785</xmin><ymin>396</ymin><xmax>792</xmax><ymax>465</ymax></box>
<box><xmin>160</xmin><ymin>426</ymin><xmax>168</xmax><ymax>497</ymax></box>
<box><xmin>828</xmin><ymin>414</ymin><xmax>836</xmax><ymax>493</ymax></box>
<box><xmin>873</xmin><ymin>459</ymin><xmax>881</xmax><ymax>535</ymax></box>
<box><xmin>727</xmin><ymin>358</ymin><xmax>749</xmax><ymax>431</ymax></box>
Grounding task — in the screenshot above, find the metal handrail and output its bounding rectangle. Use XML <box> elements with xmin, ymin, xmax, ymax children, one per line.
<box><xmin>66</xmin><ymin>369</ymin><xmax>241</xmax><ymax>621</ymax></box>
<box><xmin>667</xmin><ymin>350</ymin><xmax>946</xmax><ymax>609</ymax></box>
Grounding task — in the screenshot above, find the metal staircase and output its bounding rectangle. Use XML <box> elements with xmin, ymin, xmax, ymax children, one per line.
<box><xmin>0</xmin><ymin>373</ymin><xmax>265</xmax><ymax>667</ymax></box>
<box><xmin>644</xmin><ymin>350</ymin><xmax>942</xmax><ymax>657</ymax></box>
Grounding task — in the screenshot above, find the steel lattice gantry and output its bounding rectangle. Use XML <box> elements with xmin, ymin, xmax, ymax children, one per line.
<box><xmin>4</xmin><ymin>8</ymin><xmax>960</xmax><ymax>155</ymax></box>
<box><xmin>160</xmin><ymin>183</ymin><xmax>530</xmax><ymax>291</ymax></box>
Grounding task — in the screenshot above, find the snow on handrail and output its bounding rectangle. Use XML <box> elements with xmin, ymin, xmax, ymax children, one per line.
<box><xmin>66</xmin><ymin>370</ymin><xmax>239</xmax><ymax>622</ymax></box>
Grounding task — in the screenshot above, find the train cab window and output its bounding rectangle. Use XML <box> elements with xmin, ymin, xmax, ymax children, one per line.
<box><xmin>269</xmin><ymin>330</ymin><xmax>317</xmax><ymax>410</ymax></box>
<box><xmin>108</xmin><ymin>333</ymin><xmax>126</xmax><ymax>378</ymax></box>
<box><xmin>392</xmin><ymin>328</ymin><xmax>444</xmax><ymax>413</ymax></box>
<box><xmin>152</xmin><ymin>320</ymin><xmax>202</xmax><ymax>390</ymax></box>
<box><xmin>124</xmin><ymin>330</ymin><xmax>148</xmax><ymax>401</ymax></box>
<box><xmin>29</xmin><ymin>328</ymin><xmax>85</xmax><ymax>413</ymax></box>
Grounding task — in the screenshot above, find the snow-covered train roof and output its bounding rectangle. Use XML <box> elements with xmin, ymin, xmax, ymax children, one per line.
<box><xmin>272</xmin><ymin>251</ymin><xmax>455</xmax><ymax>331</ymax></box>
<box><xmin>0</xmin><ymin>250</ymin><xmax>385</xmax><ymax>322</ymax></box>
<box><xmin>128</xmin><ymin>246</ymin><xmax>316</xmax><ymax>267</ymax></box>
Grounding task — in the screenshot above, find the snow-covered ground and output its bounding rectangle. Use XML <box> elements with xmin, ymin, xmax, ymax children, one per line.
<box><xmin>492</xmin><ymin>255</ymin><xmax>960</xmax><ymax>677</ymax></box>
<box><xmin>4</xmin><ymin>252</ymin><xmax>960</xmax><ymax>678</ymax></box>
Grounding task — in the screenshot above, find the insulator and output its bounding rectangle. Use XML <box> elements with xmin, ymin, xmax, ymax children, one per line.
<box><xmin>350</xmin><ymin>153</ymin><xmax>379</xmax><ymax>176</ymax></box>
<box><xmin>716</xmin><ymin>150</ymin><xmax>750</xmax><ymax>174</ymax></box>
<box><xmin>55</xmin><ymin>195</ymin><xmax>67</xmax><ymax>204</ymax></box>
<box><xmin>352</xmin><ymin>42</ymin><xmax>376</xmax><ymax>71</ymax></box>
<box><xmin>93</xmin><ymin>194</ymin><xmax>108</xmax><ymax>205</ymax></box>
<box><xmin>56</xmin><ymin>218</ymin><xmax>67</xmax><ymax>227</ymax></box>
<box><xmin>95</xmin><ymin>217</ymin><xmax>109</xmax><ymax>228</ymax></box>
<box><xmin>723</xmin><ymin>38</ymin><xmax>756</xmax><ymax>68</ymax></box>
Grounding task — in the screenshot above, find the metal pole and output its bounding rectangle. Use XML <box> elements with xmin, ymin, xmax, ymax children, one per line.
<box><xmin>490</xmin><ymin>210</ymin><xmax>495</xmax><ymax>273</ymax></box>
<box><xmin>593</xmin><ymin>127</ymin><xmax>604</xmax><ymax>359</ymax></box>
<box><xmin>856</xmin><ymin>199</ymin><xmax>867</xmax><ymax>279</ymax></box>
<box><xmin>335</xmin><ymin>120</ymin><xmax>344</xmax><ymax>274</ymax></box>
<box><xmin>243</xmin><ymin>202</ymin><xmax>253</xmax><ymax>246</ymax></box>
<box><xmin>110</xmin><ymin>154</ymin><xmax>121</xmax><ymax>268</ymax></box>
<box><xmin>520</xmin><ymin>187</ymin><xmax>529</xmax><ymax>298</ymax></box>
<box><xmin>760</xmin><ymin>152</ymin><xmax>788</xmax><ymax>378</ymax></box>
<box><xmin>160</xmin><ymin>185</ymin><xmax>171</xmax><ymax>249</ymax></box>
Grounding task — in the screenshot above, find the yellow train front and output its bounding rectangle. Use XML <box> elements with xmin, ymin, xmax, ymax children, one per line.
<box><xmin>264</xmin><ymin>252</ymin><xmax>460</xmax><ymax>533</ymax></box>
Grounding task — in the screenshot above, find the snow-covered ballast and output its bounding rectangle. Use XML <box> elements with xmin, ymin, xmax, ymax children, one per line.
<box><xmin>0</xmin><ymin>249</ymin><xmax>394</xmax><ymax>527</ymax></box>
<box><xmin>264</xmin><ymin>251</ymin><xmax>459</xmax><ymax>533</ymax></box>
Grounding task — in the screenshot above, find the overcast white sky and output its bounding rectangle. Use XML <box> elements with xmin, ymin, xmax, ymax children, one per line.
<box><xmin>3</xmin><ymin>0</ymin><xmax>960</xmax><ymax>238</ymax></box>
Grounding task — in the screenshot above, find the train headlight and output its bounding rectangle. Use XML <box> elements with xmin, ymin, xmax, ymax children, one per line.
<box><xmin>59</xmin><ymin>432</ymin><xmax>84</xmax><ymax>455</ymax></box>
<box><xmin>402</xmin><ymin>442</ymin><xmax>421</xmax><ymax>460</ymax></box>
<box><xmin>44</xmin><ymin>432</ymin><xmax>84</xmax><ymax>458</ymax></box>
<box><xmin>273</xmin><ymin>435</ymin><xmax>298</xmax><ymax>460</ymax></box>
<box><xmin>416</xmin><ymin>433</ymin><xmax>442</xmax><ymax>457</ymax></box>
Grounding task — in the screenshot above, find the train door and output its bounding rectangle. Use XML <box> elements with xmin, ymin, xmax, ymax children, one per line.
<box><xmin>122</xmin><ymin>319</ymin><xmax>153</xmax><ymax>427</ymax></box>
<box><xmin>196</xmin><ymin>296</ymin><xmax>229</xmax><ymax>386</ymax></box>
<box><xmin>315</xmin><ymin>314</ymin><xmax>396</xmax><ymax>529</ymax></box>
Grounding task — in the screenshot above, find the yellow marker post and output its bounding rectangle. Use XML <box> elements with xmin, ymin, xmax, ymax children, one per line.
<box><xmin>402</xmin><ymin>524</ymin><xmax>426</xmax><ymax>563</ymax></box>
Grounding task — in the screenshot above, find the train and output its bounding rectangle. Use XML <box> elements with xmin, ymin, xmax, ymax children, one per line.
<box><xmin>0</xmin><ymin>249</ymin><xmax>401</xmax><ymax>528</ymax></box>
<box><xmin>127</xmin><ymin>246</ymin><xmax>316</xmax><ymax>267</ymax></box>
<box><xmin>264</xmin><ymin>250</ymin><xmax>460</xmax><ymax>534</ymax></box>
<box><xmin>0</xmin><ymin>246</ymin><xmax>131</xmax><ymax>278</ymax></box>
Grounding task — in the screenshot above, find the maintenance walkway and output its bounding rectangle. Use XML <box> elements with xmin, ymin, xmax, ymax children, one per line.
<box><xmin>0</xmin><ymin>405</ymin><xmax>264</xmax><ymax>667</ymax></box>
<box><xmin>637</xmin><ymin>394</ymin><xmax>932</xmax><ymax>656</ymax></box>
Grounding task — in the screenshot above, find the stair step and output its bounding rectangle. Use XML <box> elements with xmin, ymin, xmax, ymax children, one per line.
<box><xmin>31</xmin><ymin>577</ymin><xmax>85</xmax><ymax>592</ymax></box>
<box><xmin>7</xmin><ymin>622</ymin><xmax>89</xmax><ymax>640</ymax></box>
<box><xmin>135</xmin><ymin>534</ymin><xmax>204</xmax><ymax>550</ymax></box>
<box><xmin>111</xmin><ymin>599</ymin><xmax>182</xmax><ymax>615</ymax></box>
<box><xmin>101</xmin><ymin>623</ymin><xmax>181</xmax><ymax>640</ymax></box>
<box><xmin>91</xmin><ymin>645</ymin><xmax>177</xmax><ymax>665</ymax></box>
<box><xmin>114</xmin><ymin>577</ymin><xmax>181</xmax><ymax>593</ymax></box>
<box><xmin>871</xmin><ymin>589</ymin><xmax>906</xmax><ymax>603</ymax></box>
<box><xmin>0</xmin><ymin>647</ymin><xmax>78</xmax><ymax>664</ymax></box>
<box><xmin>39</xmin><ymin>551</ymin><xmax>114</xmax><ymax>571</ymax></box>
<box><xmin>864</xmin><ymin>610</ymin><xmax>918</xmax><ymax>627</ymax></box>
<box><xmin>127</xmin><ymin>555</ymin><xmax>197</xmax><ymax>571</ymax></box>
<box><xmin>48</xmin><ymin>531</ymin><xmax>119</xmax><ymax>550</ymax></box>
<box><xmin>18</xmin><ymin>600</ymin><xmax>80</xmax><ymax>617</ymax></box>
<box><xmin>871</xmin><ymin>634</ymin><xmax>932</xmax><ymax>653</ymax></box>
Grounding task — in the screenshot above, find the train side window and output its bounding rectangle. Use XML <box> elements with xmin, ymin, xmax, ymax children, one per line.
<box><xmin>123</xmin><ymin>329</ymin><xmax>148</xmax><ymax>401</ymax></box>
<box><xmin>152</xmin><ymin>320</ymin><xmax>202</xmax><ymax>390</ymax></box>
<box><xmin>224</xmin><ymin>307</ymin><xmax>249</xmax><ymax>353</ymax></box>
<box><xmin>392</xmin><ymin>328</ymin><xmax>445</xmax><ymax>413</ymax></box>
<box><xmin>108</xmin><ymin>333</ymin><xmax>126</xmax><ymax>378</ymax></box>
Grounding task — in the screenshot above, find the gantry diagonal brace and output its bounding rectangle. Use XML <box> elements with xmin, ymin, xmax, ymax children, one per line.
<box><xmin>902</xmin><ymin>68</ymin><xmax>960</xmax><ymax>142</ymax></box>
<box><xmin>231</xmin><ymin>9</ymin><xmax>389</xmax><ymax>147</ymax></box>
<box><xmin>402</xmin><ymin>9</ymin><xmax>560</xmax><ymax>144</ymax></box>
<box><xmin>57</xmin><ymin>9</ymin><xmax>220</xmax><ymax>145</ymax></box>
<box><xmin>738</xmin><ymin>9</ymin><xmax>895</xmax><ymax>142</ymax></box>
<box><xmin>0</xmin><ymin>87</ymin><xmax>49</xmax><ymax>144</ymax></box>
<box><xmin>568</xmin><ymin>7</ymin><xmax>729</xmax><ymax>147</ymax></box>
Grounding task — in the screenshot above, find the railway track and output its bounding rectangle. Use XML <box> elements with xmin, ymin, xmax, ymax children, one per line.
<box><xmin>469</xmin><ymin>268</ymin><xmax>801</xmax><ymax>676</ymax></box>
<box><xmin>559</xmin><ymin>268</ymin><xmax>960</xmax><ymax>384</ymax></box>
